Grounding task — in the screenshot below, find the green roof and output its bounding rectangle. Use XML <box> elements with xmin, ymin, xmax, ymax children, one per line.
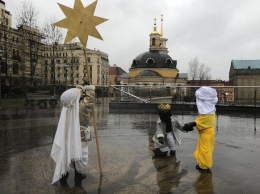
<box><xmin>232</xmin><ymin>60</ymin><xmax>260</xmax><ymax>69</ymax></box>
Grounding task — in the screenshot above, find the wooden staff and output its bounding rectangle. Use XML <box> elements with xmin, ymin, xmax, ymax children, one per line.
<box><xmin>83</xmin><ymin>48</ymin><xmax>103</xmax><ymax>176</ymax></box>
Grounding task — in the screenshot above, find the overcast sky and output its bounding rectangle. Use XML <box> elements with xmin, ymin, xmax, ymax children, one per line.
<box><xmin>6</xmin><ymin>0</ymin><xmax>260</xmax><ymax>80</ymax></box>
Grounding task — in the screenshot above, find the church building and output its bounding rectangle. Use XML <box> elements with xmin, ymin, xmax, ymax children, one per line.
<box><xmin>128</xmin><ymin>15</ymin><xmax>187</xmax><ymax>96</ymax></box>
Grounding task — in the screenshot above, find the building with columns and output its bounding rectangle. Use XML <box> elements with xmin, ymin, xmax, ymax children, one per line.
<box><xmin>41</xmin><ymin>42</ymin><xmax>109</xmax><ymax>96</ymax></box>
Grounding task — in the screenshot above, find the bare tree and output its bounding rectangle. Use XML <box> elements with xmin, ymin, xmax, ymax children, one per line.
<box><xmin>42</xmin><ymin>16</ymin><xmax>63</xmax><ymax>95</ymax></box>
<box><xmin>16</xmin><ymin>0</ymin><xmax>38</xmax><ymax>28</ymax></box>
<box><xmin>15</xmin><ymin>0</ymin><xmax>43</xmax><ymax>87</ymax></box>
<box><xmin>42</xmin><ymin>16</ymin><xmax>63</xmax><ymax>45</ymax></box>
<box><xmin>188</xmin><ymin>56</ymin><xmax>211</xmax><ymax>83</ymax></box>
<box><xmin>198</xmin><ymin>63</ymin><xmax>211</xmax><ymax>80</ymax></box>
<box><xmin>188</xmin><ymin>56</ymin><xmax>199</xmax><ymax>81</ymax></box>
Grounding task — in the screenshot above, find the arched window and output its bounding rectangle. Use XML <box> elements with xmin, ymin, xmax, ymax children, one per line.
<box><xmin>132</xmin><ymin>59</ymin><xmax>139</xmax><ymax>67</ymax></box>
<box><xmin>164</xmin><ymin>58</ymin><xmax>172</xmax><ymax>66</ymax></box>
<box><xmin>152</xmin><ymin>38</ymin><xmax>155</xmax><ymax>45</ymax></box>
<box><xmin>146</xmin><ymin>58</ymin><xmax>155</xmax><ymax>66</ymax></box>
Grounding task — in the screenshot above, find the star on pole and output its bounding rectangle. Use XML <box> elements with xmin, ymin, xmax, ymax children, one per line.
<box><xmin>53</xmin><ymin>0</ymin><xmax>108</xmax><ymax>48</ymax></box>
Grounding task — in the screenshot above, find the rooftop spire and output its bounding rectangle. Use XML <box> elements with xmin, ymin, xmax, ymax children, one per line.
<box><xmin>160</xmin><ymin>14</ymin><xmax>163</xmax><ymax>38</ymax></box>
<box><xmin>153</xmin><ymin>18</ymin><xmax>157</xmax><ymax>32</ymax></box>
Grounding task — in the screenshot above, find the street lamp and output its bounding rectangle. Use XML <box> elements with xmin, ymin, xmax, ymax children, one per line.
<box><xmin>30</xmin><ymin>59</ymin><xmax>37</xmax><ymax>86</ymax></box>
<box><xmin>52</xmin><ymin>42</ymin><xmax>58</xmax><ymax>97</ymax></box>
<box><xmin>0</xmin><ymin>49</ymin><xmax>4</xmax><ymax>107</ymax></box>
<box><xmin>64</xmin><ymin>64</ymin><xmax>70</xmax><ymax>90</ymax></box>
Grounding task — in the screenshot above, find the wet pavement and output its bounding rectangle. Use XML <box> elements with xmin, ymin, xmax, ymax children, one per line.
<box><xmin>0</xmin><ymin>98</ymin><xmax>260</xmax><ymax>194</ymax></box>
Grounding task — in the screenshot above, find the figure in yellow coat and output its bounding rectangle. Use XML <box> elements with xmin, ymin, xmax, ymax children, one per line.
<box><xmin>183</xmin><ymin>87</ymin><xmax>218</xmax><ymax>171</ymax></box>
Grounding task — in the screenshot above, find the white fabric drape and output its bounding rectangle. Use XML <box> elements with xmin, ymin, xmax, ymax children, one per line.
<box><xmin>195</xmin><ymin>87</ymin><xmax>218</xmax><ymax>114</ymax></box>
<box><xmin>74</xmin><ymin>146</ymin><xmax>89</xmax><ymax>172</ymax></box>
<box><xmin>51</xmin><ymin>88</ymin><xmax>82</xmax><ymax>184</ymax></box>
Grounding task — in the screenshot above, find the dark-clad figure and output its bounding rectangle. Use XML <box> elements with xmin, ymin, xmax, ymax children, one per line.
<box><xmin>153</xmin><ymin>103</ymin><xmax>187</xmax><ymax>158</ymax></box>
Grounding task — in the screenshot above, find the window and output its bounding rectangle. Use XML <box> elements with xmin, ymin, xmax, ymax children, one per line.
<box><xmin>152</xmin><ymin>38</ymin><xmax>155</xmax><ymax>45</ymax></box>
<box><xmin>164</xmin><ymin>58</ymin><xmax>172</xmax><ymax>66</ymax></box>
<box><xmin>13</xmin><ymin>63</ymin><xmax>19</xmax><ymax>74</ymax></box>
<box><xmin>146</xmin><ymin>58</ymin><xmax>155</xmax><ymax>65</ymax></box>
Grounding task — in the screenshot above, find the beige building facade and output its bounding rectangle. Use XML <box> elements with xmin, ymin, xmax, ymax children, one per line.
<box><xmin>1</xmin><ymin>1</ymin><xmax>44</xmax><ymax>96</ymax></box>
<box><xmin>42</xmin><ymin>43</ymin><xmax>109</xmax><ymax>95</ymax></box>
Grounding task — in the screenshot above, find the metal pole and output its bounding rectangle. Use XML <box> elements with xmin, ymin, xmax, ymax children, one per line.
<box><xmin>65</xmin><ymin>68</ymin><xmax>67</xmax><ymax>90</ymax></box>
<box><xmin>0</xmin><ymin>50</ymin><xmax>3</xmax><ymax>107</ymax></box>
<box><xmin>53</xmin><ymin>42</ymin><xmax>58</xmax><ymax>96</ymax></box>
<box><xmin>0</xmin><ymin>62</ymin><xmax>1</xmax><ymax>107</ymax></box>
<box><xmin>0</xmin><ymin>57</ymin><xmax>1</xmax><ymax>108</ymax></box>
<box><xmin>83</xmin><ymin>48</ymin><xmax>103</xmax><ymax>176</ymax></box>
<box><xmin>53</xmin><ymin>45</ymin><xmax>55</xmax><ymax>96</ymax></box>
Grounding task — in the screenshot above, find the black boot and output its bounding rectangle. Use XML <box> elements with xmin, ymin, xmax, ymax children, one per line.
<box><xmin>60</xmin><ymin>172</ymin><xmax>69</xmax><ymax>185</ymax></box>
<box><xmin>153</xmin><ymin>148</ymin><xmax>168</xmax><ymax>158</ymax></box>
<box><xmin>169</xmin><ymin>150</ymin><xmax>176</xmax><ymax>157</ymax></box>
<box><xmin>75</xmin><ymin>170</ymin><xmax>86</xmax><ymax>181</ymax></box>
<box><xmin>73</xmin><ymin>161</ymin><xmax>86</xmax><ymax>181</ymax></box>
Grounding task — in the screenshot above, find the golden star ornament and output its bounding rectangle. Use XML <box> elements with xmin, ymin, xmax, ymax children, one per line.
<box><xmin>53</xmin><ymin>0</ymin><xmax>108</xmax><ymax>48</ymax></box>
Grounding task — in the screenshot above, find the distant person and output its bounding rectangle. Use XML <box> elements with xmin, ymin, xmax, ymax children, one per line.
<box><xmin>51</xmin><ymin>85</ymin><xmax>95</xmax><ymax>184</ymax></box>
<box><xmin>152</xmin><ymin>103</ymin><xmax>187</xmax><ymax>158</ymax></box>
<box><xmin>183</xmin><ymin>87</ymin><xmax>218</xmax><ymax>172</ymax></box>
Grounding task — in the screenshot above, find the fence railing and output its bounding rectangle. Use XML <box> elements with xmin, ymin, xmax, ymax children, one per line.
<box><xmin>110</xmin><ymin>85</ymin><xmax>260</xmax><ymax>106</ymax></box>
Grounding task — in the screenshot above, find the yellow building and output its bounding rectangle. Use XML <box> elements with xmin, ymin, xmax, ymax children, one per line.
<box><xmin>128</xmin><ymin>16</ymin><xmax>187</xmax><ymax>96</ymax></box>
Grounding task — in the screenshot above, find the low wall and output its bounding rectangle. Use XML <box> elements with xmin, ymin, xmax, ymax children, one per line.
<box><xmin>109</xmin><ymin>102</ymin><xmax>260</xmax><ymax>114</ymax></box>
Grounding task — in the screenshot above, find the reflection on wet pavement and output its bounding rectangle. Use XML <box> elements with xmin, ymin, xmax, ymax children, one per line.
<box><xmin>194</xmin><ymin>171</ymin><xmax>213</xmax><ymax>194</ymax></box>
<box><xmin>153</xmin><ymin>157</ymin><xmax>187</xmax><ymax>193</ymax></box>
<box><xmin>0</xmin><ymin>98</ymin><xmax>260</xmax><ymax>193</ymax></box>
